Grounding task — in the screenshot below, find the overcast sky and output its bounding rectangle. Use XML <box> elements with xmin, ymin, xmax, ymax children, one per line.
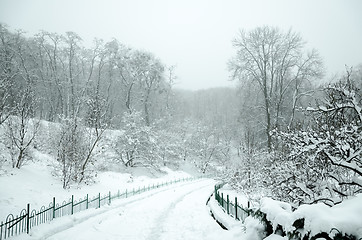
<box><xmin>0</xmin><ymin>0</ymin><xmax>361</xmax><ymax>90</ymax></box>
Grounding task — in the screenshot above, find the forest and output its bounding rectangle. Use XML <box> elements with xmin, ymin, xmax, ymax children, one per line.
<box><xmin>0</xmin><ymin>23</ymin><xmax>361</xmax><ymax>208</ymax></box>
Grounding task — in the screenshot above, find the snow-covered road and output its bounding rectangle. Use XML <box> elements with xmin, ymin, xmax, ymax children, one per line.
<box><xmin>17</xmin><ymin>179</ymin><xmax>242</xmax><ymax>240</ymax></box>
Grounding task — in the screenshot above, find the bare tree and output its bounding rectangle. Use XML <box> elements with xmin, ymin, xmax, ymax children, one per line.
<box><xmin>7</xmin><ymin>88</ymin><xmax>39</xmax><ymax>168</ymax></box>
<box><xmin>0</xmin><ymin>24</ymin><xmax>16</xmax><ymax>125</ymax></box>
<box><xmin>6</xmin><ymin>30</ymin><xmax>39</xmax><ymax>168</ymax></box>
<box><xmin>190</xmin><ymin>125</ymin><xmax>222</xmax><ymax>174</ymax></box>
<box><xmin>56</xmin><ymin>117</ymin><xmax>85</xmax><ymax>188</ymax></box>
<box><xmin>229</xmin><ymin>26</ymin><xmax>323</xmax><ymax>150</ymax></box>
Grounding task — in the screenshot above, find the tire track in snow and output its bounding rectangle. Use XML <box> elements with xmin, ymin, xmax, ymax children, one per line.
<box><xmin>145</xmin><ymin>181</ymin><xmax>212</xmax><ymax>240</ymax></box>
<box><xmin>27</xmin><ymin>179</ymin><xmax>204</xmax><ymax>240</ymax></box>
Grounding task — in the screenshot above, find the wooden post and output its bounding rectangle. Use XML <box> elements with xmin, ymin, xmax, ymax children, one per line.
<box><xmin>109</xmin><ymin>191</ymin><xmax>111</xmax><ymax>204</ymax></box>
<box><xmin>86</xmin><ymin>194</ymin><xmax>89</xmax><ymax>209</ymax></box>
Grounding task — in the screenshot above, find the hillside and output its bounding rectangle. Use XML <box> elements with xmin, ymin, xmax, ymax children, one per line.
<box><xmin>0</xmin><ymin>119</ymin><xmax>200</xmax><ymax>221</ymax></box>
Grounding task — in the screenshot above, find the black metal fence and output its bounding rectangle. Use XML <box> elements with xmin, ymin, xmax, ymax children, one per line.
<box><xmin>0</xmin><ymin>177</ymin><xmax>195</xmax><ymax>239</ymax></box>
<box><xmin>214</xmin><ymin>184</ymin><xmax>250</xmax><ymax>222</ymax></box>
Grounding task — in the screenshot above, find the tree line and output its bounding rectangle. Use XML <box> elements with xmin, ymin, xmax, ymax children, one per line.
<box><xmin>0</xmin><ymin>23</ymin><xmax>239</xmax><ymax>188</ymax></box>
<box><xmin>1</xmin><ymin>23</ymin><xmax>361</xmax><ymax>204</ymax></box>
<box><xmin>228</xmin><ymin>26</ymin><xmax>362</xmax><ymax>207</ymax></box>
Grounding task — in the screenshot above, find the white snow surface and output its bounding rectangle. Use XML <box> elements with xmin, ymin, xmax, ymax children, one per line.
<box><xmin>11</xmin><ymin>179</ymin><xmax>244</xmax><ymax>240</ymax></box>
<box><xmin>208</xmin><ymin>196</ymin><xmax>243</xmax><ymax>230</ymax></box>
<box><xmin>0</xmin><ymin>158</ymin><xmax>194</xmax><ymax>221</ymax></box>
<box><xmin>260</xmin><ymin>198</ymin><xmax>293</xmax><ymax>232</ymax></box>
<box><xmin>260</xmin><ymin>195</ymin><xmax>362</xmax><ymax>238</ymax></box>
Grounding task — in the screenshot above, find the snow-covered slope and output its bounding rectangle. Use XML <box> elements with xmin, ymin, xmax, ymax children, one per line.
<box><xmin>10</xmin><ymin>179</ymin><xmax>245</xmax><ymax>240</ymax></box>
<box><xmin>0</xmin><ymin>118</ymin><xmax>201</xmax><ymax>221</ymax></box>
<box><xmin>0</xmin><ymin>152</ymin><xmax>196</xmax><ymax>221</ymax></box>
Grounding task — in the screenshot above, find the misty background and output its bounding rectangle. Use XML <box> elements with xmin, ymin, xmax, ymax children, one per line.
<box><xmin>0</xmin><ymin>0</ymin><xmax>361</xmax><ymax>213</ymax></box>
<box><xmin>1</xmin><ymin>0</ymin><xmax>361</xmax><ymax>90</ymax></box>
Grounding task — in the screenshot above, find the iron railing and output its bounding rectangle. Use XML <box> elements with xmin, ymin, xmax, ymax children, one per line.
<box><xmin>214</xmin><ymin>183</ymin><xmax>250</xmax><ymax>222</ymax></box>
<box><xmin>0</xmin><ymin>177</ymin><xmax>196</xmax><ymax>239</ymax></box>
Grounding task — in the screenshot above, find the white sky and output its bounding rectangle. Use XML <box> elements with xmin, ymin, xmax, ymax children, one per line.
<box><xmin>0</xmin><ymin>0</ymin><xmax>361</xmax><ymax>90</ymax></box>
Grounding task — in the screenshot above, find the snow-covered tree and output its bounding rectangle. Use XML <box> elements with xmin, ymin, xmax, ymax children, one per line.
<box><xmin>55</xmin><ymin>117</ymin><xmax>87</xmax><ymax>188</ymax></box>
<box><xmin>0</xmin><ymin>24</ymin><xmax>17</xmax><ymax>125</ymax></box>
<box><xmin>229</xmin><ymin>26</ymin><xmax>323</xmax><ymax>150</ymax></box>
<box><xmin>5</xmin><ymin>29</ymin><xmax>40</xmax><ymax>169</ymax></box>
<box><xmin>189</xmin><ymin>125</ymin><xmax>223</xmax><ymax>173</ymax></box>
<box><xmin>116</xmin><ymin>111</ymin><xmax>158</xmax><ymax>167</ymax></box>
<box><xmin>6</xmin><ymin>91</ymin><xmax>39</xmax><ymax>169</ymax></box>
<box><xmin>274</xmin><ymin>69</ymin><xmax>362</xmax><ymax>205</ymax></box>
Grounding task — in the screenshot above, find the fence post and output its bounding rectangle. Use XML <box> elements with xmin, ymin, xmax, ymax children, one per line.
<box><xmin>71</xmin><ymin>195</ymin><xmax>74</xmax><ymax>215</ymax></box>
<box><xmin>235</xmin><ymin>197</ymin><xmax>238</xmax><ymax>220</ymax></box>
<box><xmin>86</xmin><ymin>194</ymin><xmax>89</xmax><ymax>209</ymax></box>
<box><xmin>109</xmin><ymin>191</ymin><xmax>111</xmax><ymax>204</ymax></box>
<box><xmin>53</xmin><ymin>197</ymin><xmax>56</xmax><ymax>219</ymax></box>
<box><xmin>98</xmin><ymin>193</ymin><xmax>101</xmax><ymax>208</ymax></box>
<box><xmin>118</xmin><ymin>190</ymin><xmax>120</xmax><ymax>198</ymax></box>
<box><xmin>247</xmin><ymin>201</ymin><xmax>250</xmax><ymax>216</ymax></box>
<box><xmin>26</xmin><ymin>203</ymin><xmax>30</xmax><ymax>234</ymax></box>
<box><xmin>221</xmin><ymin>193</ymin><xmax>224</xmax><ymax>207</ymax></box>
<box><xmin>126</xmin><ymin>189</ymin><xmax>128</xmax><ymax>198</ymax></box>
<box><xmin>227</xmin><ymin>195</ymin><xmax>229</xmax><ymax>214</ymax></box>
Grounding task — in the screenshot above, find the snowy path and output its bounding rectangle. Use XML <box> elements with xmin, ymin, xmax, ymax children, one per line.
<box><xmin>18</xmin><ymin>179</ymin><xmax>242</xmax><ymax>240</ymax></box>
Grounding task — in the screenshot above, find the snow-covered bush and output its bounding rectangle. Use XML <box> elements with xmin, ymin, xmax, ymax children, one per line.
<box><xmin>6</xmin><ymin>115</ymin><xmax>39</xmax><ymax>169</ymax></box>
<box><xmin>272</xmin><ymin>72</ymin><xmax>362</xmax><ymax>205</ymax></box>
<box><xmin>224</xmin><ymin>147</ymin><xmax>280</xmax><ymax>205</ymax></box>
<box><xmin>116</xmin><ymin>111</ymin><xmax>160</xmax><ymax>167</ymax></box>
<box><xmin>54</xmin><ymin>117</ymin><xmax>93</xmax><ymax>188</ymax></box>
<box><xmin>250</xmin><ymin>195</ymin><xmax>362</xmax><ymax>240</ymax></box>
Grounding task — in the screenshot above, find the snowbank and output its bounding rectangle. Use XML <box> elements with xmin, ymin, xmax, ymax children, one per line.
<box><xmin>0</xmin><ymin>159</ymin><xmax>193</xmax><ymax>221</ymax></box>
<box><xmin>260</xmin><ymin>198</ymin><xmax>293</xmax><ymax>232</ymax></box>
<box><xmin>208</xmin><ymin>195</ymin><xmax>243</xmax><ymax>230</ymax></box>
<box><xmin>259</xmin><ymin>195</ymin><xmax>362</xmax><ymax>238</ymax></box>
<box><xmin>210</xmin><ymin>183</ymin><xmax>362</xmax><ymax>240</ymax></box>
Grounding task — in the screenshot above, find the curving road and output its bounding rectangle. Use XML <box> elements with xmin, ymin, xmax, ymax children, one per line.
<box><xmin>21</xmin><ymin>179</ymin><xmax>242</xmax><ymax>240</ymax></box>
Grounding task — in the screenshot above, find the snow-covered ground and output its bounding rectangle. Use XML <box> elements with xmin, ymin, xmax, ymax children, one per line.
<box><xmin>259</xmin><ymin>196</ymin><xmax>362</xmax><ymax>239</ymax></box>
<box><xmin>1</xmin><ymin>120</ymin><xmax>361</xmax><ymax>240</ymax></box>
<box><xmin>8</xmin><ymin>179</ymin><xmax>244</xmax><ymax>240</ymax></box>
<box><xmin>0</xmin><ymin>158</ymin><xmax>196</xmax><ymax>221</ymax></box>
